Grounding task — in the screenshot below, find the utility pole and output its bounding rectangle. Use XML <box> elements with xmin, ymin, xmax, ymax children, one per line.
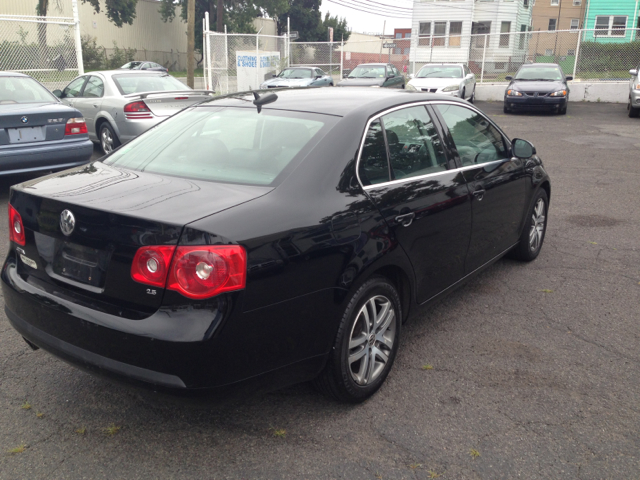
<box><xmin>217</xmin><ymin>0</ymin><xmax>223</xmax><ymax>32</ymax></box>
<box><xmin>553</xmin><ymin>0</ymin><xmax>563</xmax><ymax>62</ymax></box>
<box><xmin>187</xmin><ymin>0</ymin><xmax>195</xmax><ymax>88</ymax></box>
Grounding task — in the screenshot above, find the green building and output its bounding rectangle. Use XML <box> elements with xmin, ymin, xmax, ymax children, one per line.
<box><xmin>582</xmin><ymin>0</ymin><xmax>639</xmax><ymax>42</ymax></box>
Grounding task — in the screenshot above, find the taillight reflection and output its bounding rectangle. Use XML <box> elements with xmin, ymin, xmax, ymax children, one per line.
<box><xmin>8</xmin><ymin>204</ymin><xmax>25</xmax><ymax>246</ymax></box>
<box><xmin>131</xmin><ymin>245</ymin><xmax>246</xmax><ymax>299</ymax></box>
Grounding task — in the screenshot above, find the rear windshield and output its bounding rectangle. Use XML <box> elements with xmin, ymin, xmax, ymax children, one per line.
<box><xmin>105</xmin><ymin>106</ymin><xmax>336</xmax><ymax>186</ymax></box>
<box><xmin>0</xmin><ymin>76</ymin><xmax>58</xmax><ymax>104</ymax></box>
<box><xmin>112</xmin><ymin>74</ymin><xmax>190</xmax><ymax>94</ymax></box>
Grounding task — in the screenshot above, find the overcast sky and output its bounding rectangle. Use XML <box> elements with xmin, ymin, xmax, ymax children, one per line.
<box><xmin>319</xmin><ymin>0</ymin><xmax>413</xmax><ymax>36</ymax></box>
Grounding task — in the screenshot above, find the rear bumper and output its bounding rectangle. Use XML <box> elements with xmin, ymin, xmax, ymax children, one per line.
<box><xmin>1</xmin><ymin>252</ymin><xmax>337</xmax><ymax>392</ymax></box>
<box><xmin>0</xmin><ymin>137</ymin><xmax>93</xmax><ymax>175</ymax></box>
<box><xmin>504</xmin><ymin>96</ymin><xmax>567</xmax><ymax>111</ymax></box>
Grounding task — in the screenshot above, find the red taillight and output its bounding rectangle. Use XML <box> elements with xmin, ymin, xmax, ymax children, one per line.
<box><xmin>166</xmin><ymin>246</ymin><xmax>246</xmax><ymax>299</ymax></box>
<box><xmin>130</xmin><ymin>245</ymin><xmax>246</xmax><ymax>299</ymax></box>
<box><xmin>8</xmin><ymin>204</ymin><xmax>25</xmax><ymax>246</ymax></box>
<box><xmin>174</xmin><ymin>97</ymin><xmax>188</xmax><ymax>100</ymax></box>
<box><xmin>64</xmin><ymin>117</ymin><xmax>88</xmax><ymax>135</ymax></box>
<box><xmin>131</xmin><ymin>246</ymin><xmax>176</xmax><ymax>287</ymax></box>
<box><xmin>124</xmin><ymin>101</ymin><xmax>153</xmax><ymax>120</ymax></box>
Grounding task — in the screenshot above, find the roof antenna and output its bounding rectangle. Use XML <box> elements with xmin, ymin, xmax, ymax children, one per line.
<box><xmin>252</xmin><ymin>91</ymin><xmax>278</xmax><ymax>113</ymax></box>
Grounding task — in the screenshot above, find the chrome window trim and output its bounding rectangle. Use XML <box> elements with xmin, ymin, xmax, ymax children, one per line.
<box><xmin>355</xmin><ymin>100</ymin><xmax>511</xmax><ymax>191</ymax></box>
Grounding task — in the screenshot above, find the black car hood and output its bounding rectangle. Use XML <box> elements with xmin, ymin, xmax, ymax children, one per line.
<box><xmin>508</xmin><ymin>80</ymin><xmax>566</xmax><ymax>93</ymax></box>
<box><xmin>338</xmin><ymin>77</ymin><xmax>385</xmax><ymax>87</ymax></box>
<box><xmin>15</xmin><ymin>161</ymin><xmax>273</xmax><ymax>226</ymax></box>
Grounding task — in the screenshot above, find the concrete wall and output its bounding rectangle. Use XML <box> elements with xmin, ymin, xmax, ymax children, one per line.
<box><xmin>476</xmin><ymin>81</ymin><xmax>629</xmax><ymax>102</ymax></box>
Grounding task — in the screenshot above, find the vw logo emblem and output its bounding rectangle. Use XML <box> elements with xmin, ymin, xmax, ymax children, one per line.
<box><xmin>60</xmin><ymin>210</ymin><xmax>76</xmax><ymax>236</ymax></box>
<box><xmin>20</xmin><ymin>116</ymin><xmax>28</xmax><ymax>124</ymax></box>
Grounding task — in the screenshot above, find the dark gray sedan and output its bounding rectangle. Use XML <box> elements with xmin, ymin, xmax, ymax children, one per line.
<box><xmin>0</xmin><ymin>72</ymin><xmax>92</xmax><ymax>176</ymax></box>
<box><xmin>337</xmin><ymin>63</ymin><xmax>405</xmax><ymax>89</ymax></box>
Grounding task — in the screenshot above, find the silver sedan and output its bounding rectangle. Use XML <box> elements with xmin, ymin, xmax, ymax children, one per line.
<box><xmin>54</xmin><ymin>71</ymin><xmax>214</xmax><ymax>154</ymax></box>
<box><xmin>406</xmin><ymin>64</ymin><xmax>476</xmax><ymax>103</ymax></box>
<box><xmin>260</xmin><ymin>67</ymin><xmax>334</xmax><ymax>89</ymax></box>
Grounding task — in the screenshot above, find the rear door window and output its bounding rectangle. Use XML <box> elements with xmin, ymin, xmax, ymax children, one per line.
<box><xmin>435</xmin><ymin>104</ymin><xmax>507</xmax><ymax>166</ymax></box>
<box><xmin>381</xmin><ymin>106</ymin><xmax>447</xmax><ymax>180</ymax></box>
<box><xmin>105</xmin><ymin>106</ymin><xmax>336</xmax><ymax>186</ymax></box>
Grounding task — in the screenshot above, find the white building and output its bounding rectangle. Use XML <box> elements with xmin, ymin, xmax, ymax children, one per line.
<box><xmin>410</xmin><ymin>0</ymin><xmax>533</xmax><ymax>74</ymax></box>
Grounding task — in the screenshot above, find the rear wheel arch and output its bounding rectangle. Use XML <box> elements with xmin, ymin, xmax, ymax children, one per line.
<box><xmin>366</xmin><ymin>265</ymin><xmax>413</xmax><ymax>324</ymax></box>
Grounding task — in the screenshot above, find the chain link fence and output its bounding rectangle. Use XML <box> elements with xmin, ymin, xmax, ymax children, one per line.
<box><xmin>0</xmin><ymin>14</ymin><xmax>82</xmax><ymax>91</ymax></box>
<box><xmin>203</xmin><ymin>31</ymin><xmax>288</xmax><ymax>94</ymax></box>
<box><xmin>412</xmin><ymin>28</ymin><xmax>640</xmax><ymax>83</ymax></box>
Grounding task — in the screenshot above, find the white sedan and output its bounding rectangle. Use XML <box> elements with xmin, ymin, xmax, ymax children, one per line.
<box><xmin>406</xmin><ymin>64</ymin><xmax>476</xmax><ymax>103</ymax></box>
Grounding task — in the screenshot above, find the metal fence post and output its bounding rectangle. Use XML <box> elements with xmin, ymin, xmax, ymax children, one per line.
<box><xmin>572</xmin><ymin>28</ymin><xmax>582</xmax><ymax>80</ymax></box>
<box><xmin>255</xmin><ymin>30</ymin><xmax>260</xmax><ymax>90</ymax></box>
<box><xmin>480</xmin><ymin>34</ymin><xmax>487</xmax><ymax>83</ymax></box>
<box><xmin>71</xmin><ymin>0</ymin><xmax>83</xmax><ymax>74</ymax></box>
<box><xmin>224</xmin><ymin>25</ymin><xmax>229</xmax><ymax>94</ymax></box>
<box><xmin>287</xmin><ymin>17</ymin><xmax>291</xmax><ymax>67</ymax></box>
<box><xmin>340</xmin><ymin>39</ymin><xmax>344</xmax><ymax>80</ymax></box>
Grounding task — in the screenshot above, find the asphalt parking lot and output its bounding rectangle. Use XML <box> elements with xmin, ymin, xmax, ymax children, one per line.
<box><xmin>1</xmin><ymin>101</ymin><xmax>639</xmax><ymax>479</ymax></box>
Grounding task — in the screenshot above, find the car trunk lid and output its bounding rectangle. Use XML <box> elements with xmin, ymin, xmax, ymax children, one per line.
<box><xmin>0</xmin><ymin>103</ymin><xmax>77</xmax><ymax>145</ymax></box>
<box><xmin>9</xmin><ymin>162</ymin><xmax>271</xmax><ymax>315</ymax></box>
<box><xmin>125</xmin><ymin>91</ymin><xmax>213</xmax><ymax>118</ymax></box>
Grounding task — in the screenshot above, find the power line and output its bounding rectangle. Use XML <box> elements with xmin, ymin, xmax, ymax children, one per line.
<box><xmin>325</xmin><ymin>0</ymin><xmax>412</xmax><ymax>18</ymax></box>
<box><xmin>361</xmin><ymin>0</ymin><xmax>413</xmax><ymax>12</ymax></box>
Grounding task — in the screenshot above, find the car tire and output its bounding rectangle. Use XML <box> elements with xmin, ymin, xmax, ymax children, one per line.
<box><xmin>313</xmin><ymin>276</ymin><xmax>401</xmax><ymax>403</ymax></box>
<box><xmin>509</xmin><ymin>189</ymin><xmax>549</xmax><ymax>262</ymax></box>
<box><xmin>461</xmin><ymin>88</ymin><xmax>466</xmax><ymax>100</ymax></box>
<box><xmin>503</xmin><ymin>104</ymin><xmax>510</xmax><ymax>114</ymax></box>
<box><xmin>469</xmin><ymin>87</ymin><xmax>475</xmax><ymax>103</ymax></box>
<box><xmin>99</xmin><ymin>123</ymin><xmax>120</xmax><ymax>155</ymax></box>
<box><xmin>628</xmin><ymin>99</ymin><xmax>640</xmax><ymax>118</ymax></box>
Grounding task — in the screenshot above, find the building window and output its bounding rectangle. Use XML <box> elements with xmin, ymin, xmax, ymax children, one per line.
<box><xmin>545</xmin><ymin>49</ymin><xmax>554</xmax><ymax>56</ymax></box>
<box><xmin>433</xmin><ymin>21</ymin><xmax>446</xmax><ymax>46</ymax></box>
<box><xmin>405</xmin><ymin>33</ymin><xmax>411</xmax><ymax>38</ymax></box>
<box><xmin>419</xmin><ymin>22</ymin><xmax>431</xmax><ymax>46</ymax></box>
<box><xmin>612</xmin><ymin>16</ymin><xmax>627</xmax><ymax>35</ymax></box>
<box><xmin>524</xmin><ymin>0</ymin><xmax>529</xmax><ymax>8</ymax></box>
<box><xmin>500</xmin><ymin>21</ymin><xmax>511</xmax><ymax>47</ymax></box>
<box><xmin>550</xmin><ymin>0</ymin><xmax>559</xmax><ymax>5</ymax></box>
<box><xmin>532</xmin><ymin>0</ymin><xmax>535</xmax><ymax>5</ymax></box>
<box><xmin>472</xmin><ymin>21</ymin><xmax>491</xmax><ymax>48</ymax></box>
<box><xmin>396</xmin><ymin>33</ymin><xmax>402</xmax><ymax>39</ymax></box>
<box><xmin>495</xmin><ymin>62</ymin><xmax>505</xmax><ymax>70</ymax></box>
<box><xmin>595</xmin><ymin>16</ymin><xmax>628</xmax><ymax>36</ymax></box>
<box><xmin>567</xmin><ymin>48</ymin><xmax>575</xmax><ymax>55</ymax></box>
<box><xmin>570</xmin><ymin>19</ymin><xmax>579</xmax><ymax>30</ymax></box>
<box><xmin>572</xmin><ymin>0</ymin><xmax>581</xmax><ymax>5</ymax></box>
<box><xmin>394</xmin><ymin>48</ymin><xmax>401</xmax><ymax>54</ymax></box>
<box><xmin>548</xmin><ymin>18</ymin><xmax>557</xmax><ymax>31</ymax></box>
<box><xmin>404</xmin><ymin>48</ymin><xmax>410</xmax><ymax>55</ymax></box>
<box><xmin>518</xmin><ymin>24</ymin><xmax>527</xmax><ymax>49</ymax></box>
<box><xmin>449</xmin><ymin>21</ymin><xmax>462</xmax><ymax>47</ymax></box>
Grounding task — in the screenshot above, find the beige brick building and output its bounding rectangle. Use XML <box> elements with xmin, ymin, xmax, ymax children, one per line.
<box><xmin>530</xmin><ymin>0</ymin><xmax>588</xmax><ymax>58</ymax></box>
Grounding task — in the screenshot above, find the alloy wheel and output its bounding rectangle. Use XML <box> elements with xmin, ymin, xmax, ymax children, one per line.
<box><xmin>348</xmin><ymin>295</ymin><xmax>396</xmax><ymax>386</ymax></box>
<box><xmin>529</xmin><ymin>198</ymin><xmax>546</xmax><ymax>252</ymax></box>
<box><xmin>101</xmin><ymin>127</ymin><xmax>114</xmax><ymax>154</ymax></box>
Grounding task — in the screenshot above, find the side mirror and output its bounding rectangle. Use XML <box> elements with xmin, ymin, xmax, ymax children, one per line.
<box><xmin>271</xmin><ymin>74</ymin><xmax>277</xmax><ymax>78</ymax></box>
<box><xmin>467</xmin><ymin>73</ymin><xmax>474</xmax><ymax>79</ymax></box>
<box><xmin>342</xmin><ymin>73</ymin><xmax>348</xmax><ymax>78</ymax></box>
<box><xmin>629</xmin><ymin>69</ymin><xmax>638</xmax><ymax>76</ymax></box>
<box><xmin>52</xmin><ymin>89</ymin><xmax>62</xmax><ymax>98</ymax></box>
<box><xmin>512</xmin><ymin>138</ymin><xmax>536</xmax><ymax>159</ymax></box>
<box><xmin>315</xmin><ymin>75</ymin><xmax>322</xmax><ymax>79</ymax></box>
<box><xmin>565</xmin><ymin>75</ymin><xmax>573</xmax><ymax>81</ymax></box>
<box><xmin>505</xmin><ymin>75</ymin><xmax>513</xmax><ymax>81</ymax></box>
<box><xmin>409</xmin><ymin>73</ymin><xmax>414</xmax><ymax>79</ymax></box>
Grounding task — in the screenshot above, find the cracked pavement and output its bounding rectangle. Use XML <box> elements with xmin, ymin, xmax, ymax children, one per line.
<box><xmin>1</xmin><ymin>101</ymin><xmax>639</xmax><ymax>479</ymax></box>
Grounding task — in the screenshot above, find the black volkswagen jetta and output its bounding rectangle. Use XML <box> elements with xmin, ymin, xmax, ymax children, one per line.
<box><xmin>503</xmin><ymin>63</ymin><xmax>572</xmax><ymax>115</ymax></box>
<box><xmin>3</xmin><ymin>88</ymin><xmax>550</xmax><ymax>403</ymax></box>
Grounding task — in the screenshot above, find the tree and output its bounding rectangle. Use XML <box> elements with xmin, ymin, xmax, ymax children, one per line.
<box><xmin>321</xmin><ymin>12</ymin><xmax>350</xmax><ymax>43</ymax></box>
<box><xmin>277</xmin><ymin>0</ymin><xmax>321</xmax><ymax>41</ymax></box>
<box><xmin>159</xmin><ymin>0</ymin><xmax>289</xmax><ymax>56</ymax></box>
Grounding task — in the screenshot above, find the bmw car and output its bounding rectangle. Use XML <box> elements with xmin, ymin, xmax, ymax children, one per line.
<box><xmin>3</xmin><ymin>88</ymin><xmax>550</xmax><ymax>403</ymax></box>
<box><xmin>504</xmin><ymin>63</ymin><xmax>572</xmax><ymax>115</ymax></box>
<box><xmin>259</xmin><ymin>67</ymin><xmax>333</xmax><ymax>89</ymax></box>
<box><xmin>54</xmin><ymin>71</ymin><xmax>214</xmax><ymax>155</ymax></box>
<box><xmin>0</xmin><ymin>72</ymin><xmax>92</xmax><ymax>176</ymax></box>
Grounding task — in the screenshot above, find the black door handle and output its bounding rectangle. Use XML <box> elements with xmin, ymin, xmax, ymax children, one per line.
<box><xmin>473</xmin><ymin>189</ymin><xmax>486</xmax><ymax>201</ymax></box>
<box><xmin>395</xmin><ymin>212</ymin><xmax>415</xmax><ymax>227</ymax></box>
